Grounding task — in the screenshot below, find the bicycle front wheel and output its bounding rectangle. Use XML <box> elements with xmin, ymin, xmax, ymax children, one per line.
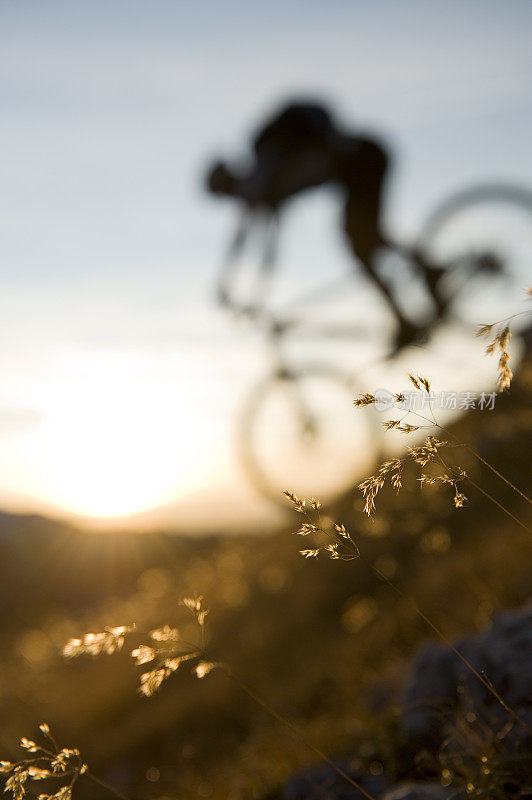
<box><xmin>237</xmin><ymin>365</ymin><xmax>379</xmax><ymax>508</ymax></box>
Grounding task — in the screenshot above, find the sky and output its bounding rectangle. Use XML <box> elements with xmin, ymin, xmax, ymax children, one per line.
<box><xmin>1</xmin><ymin>0</ymin><xmax>531</xmax><ymax>529</ymax></box>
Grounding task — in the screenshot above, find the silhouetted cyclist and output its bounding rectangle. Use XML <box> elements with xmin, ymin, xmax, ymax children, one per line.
<box><xmin>206</xmin><ymin>100</ymin><xmax>447</xmax><ymax>351</ymax></box>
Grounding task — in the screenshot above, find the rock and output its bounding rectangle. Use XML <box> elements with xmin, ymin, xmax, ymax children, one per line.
<box><xmin>401</xmin><ymin>642</ymin><xmax>457</xmax><ymax>747</ymax></box>
<box><xmin>279</xmin><ymin>604</ymin><xmax>532</xmax><ymax>799</ymax></box>
<box><xmin>401</xmin><ymin>603</ymin><xmax>532</xmax><ymax>756</ymax></box>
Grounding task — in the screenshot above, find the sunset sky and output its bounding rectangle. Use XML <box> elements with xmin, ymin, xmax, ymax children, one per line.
<box><xmin>1</xmin><ymin>0</ymin><xmax>531</xmax><ymax>529</ymax></box>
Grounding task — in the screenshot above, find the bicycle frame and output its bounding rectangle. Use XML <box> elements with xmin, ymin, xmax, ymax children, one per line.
<box><xmin>223</xmin><ymin>275</ymin><xmax>386</xmax><ymax>375</ymax></box>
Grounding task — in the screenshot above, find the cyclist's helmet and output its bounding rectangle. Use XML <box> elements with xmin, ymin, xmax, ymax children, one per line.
<box><xmin>253</xmin><ymin>101</ymin><xmax>336</xmax><ymax>156</ymax></box>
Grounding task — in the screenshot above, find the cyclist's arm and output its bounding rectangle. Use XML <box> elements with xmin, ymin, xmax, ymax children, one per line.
<box><xmin>217</xmin><ymin>207</ymin><xmax>252</xmax><ymax>307</ymax></box>
<box><xmin>217</xmin><ymin>208</ymin><xmax>279</xmax><ymax>317</ymax></box>
<box><xmin>250</xmin><ymin>212</ymin><xmax>278</xmax><ymax>310</ymax></box>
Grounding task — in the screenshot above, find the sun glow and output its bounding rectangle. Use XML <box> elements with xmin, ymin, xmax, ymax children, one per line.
<box><xmin>15</xmin><ymin>347</ymin><xmax>210</xmax><ymax>521</ymax></box>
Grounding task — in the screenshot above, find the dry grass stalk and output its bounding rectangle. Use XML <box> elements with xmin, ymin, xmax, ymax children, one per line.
<box><xmin>355</xmin><ymin>427</ymin><xmax>464</xmax><ymax>517</ymax></box>
<box><xmin>61</xmin><ymin>596</ymin><xmax>379</xmax><ymax>800</ymax></box>
<box><xmin>283</xmin><ymin>490</ymin><xmax>360</xmax><ymax>561</ymax></box>
<box><xmin>354</xmin><ymin>372</ymin><xmax>531</xmax><ymax>528</ymax></box>
<box><xmin>476</xmin><ymin>323</ymin><xmax>513</xmax><ymax>391</ymax></box>
<box><xmin>476</xmin><ymin>288</ymin><xmax>532</xmax><ymax>392</ymax></box>
<box><xmin>63</xmin><ymin>597</ymin><xmax>212</xmax><ymax>697</ymax></box>
<box><xmin>285</xmin><ymin>493</ymin><xmax>532</xmax><ymax>743</ymax></box>
<box><xmin>0</xmin><ymin>724</ymin><xmax>128</xmax><ymax>800</ymax></box>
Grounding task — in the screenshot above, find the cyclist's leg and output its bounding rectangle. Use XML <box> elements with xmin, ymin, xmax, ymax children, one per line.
<box><xmin>253</xmin><ymin>211</ymin><xmax>279</xmax><ymax>305</ymax></box>
<box><xmin>411</xmin><ymin>245</ymin><xmax>449</xmax><ymax>314</ymax></box>
<box><xmin>343</xmin><ymin>200</ymin><xmax>422</xmax><ymax>348</ymax></box>
<box><xmin>390</xmin><ymin>239</ymin><xmax>450</xmax><ymax>317</ymax></box>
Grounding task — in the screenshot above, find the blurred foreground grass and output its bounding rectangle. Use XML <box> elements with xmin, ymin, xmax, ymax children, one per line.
<box><xmin>0</xmin><ymin>359</ymin><xmax>531</xmax><ymax>800</ymax></box>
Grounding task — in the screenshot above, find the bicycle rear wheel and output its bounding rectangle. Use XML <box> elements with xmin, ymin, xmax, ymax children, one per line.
<box><xmin>417</xmin><ymin>183</ymin><xmax>532</xmax><ymax>322</ymax></box>
<box><xmin>237</xmin><ymin>364</ymin><xmax>379</xmax><ymax>508</ymax></box>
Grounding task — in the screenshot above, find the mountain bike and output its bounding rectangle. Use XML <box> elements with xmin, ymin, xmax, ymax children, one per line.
<box><xmin>225</xmin><ymin>182</ymin><xmax>532</xmax><ymax>508</ymax></box>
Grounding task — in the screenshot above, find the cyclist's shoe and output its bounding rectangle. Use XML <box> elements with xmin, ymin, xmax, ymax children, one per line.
<box><xmin>424</xmin><ymin>263</ymin><xmax>446</xmax><ymax>291</ymax></box>
<box><xmin>434</xmin><ymin>289</ymin><xmax>454</xmax><ymax>322</ymax></box>
<box><xmin>475</xmin><ymin>250</ymin><xmax>504</xmax><ymax>275</ymax></box>
<box><xmin>391</xmin><ymin>321</ymin><xmax>428</xmax><ymax>354</ymax></box>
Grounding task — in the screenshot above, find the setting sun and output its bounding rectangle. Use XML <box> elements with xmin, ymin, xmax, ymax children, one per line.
<box><xmin>12</xmin><ymin>347</ymin><xmax>210</xmax><ymax>521</ymax></box>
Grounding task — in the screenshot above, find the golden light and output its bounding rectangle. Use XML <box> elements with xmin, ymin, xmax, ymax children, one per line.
<box><xmin>28</xmin><ymin>348</ymin><xmax>209</xmax><ymax>521</ymax></box>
